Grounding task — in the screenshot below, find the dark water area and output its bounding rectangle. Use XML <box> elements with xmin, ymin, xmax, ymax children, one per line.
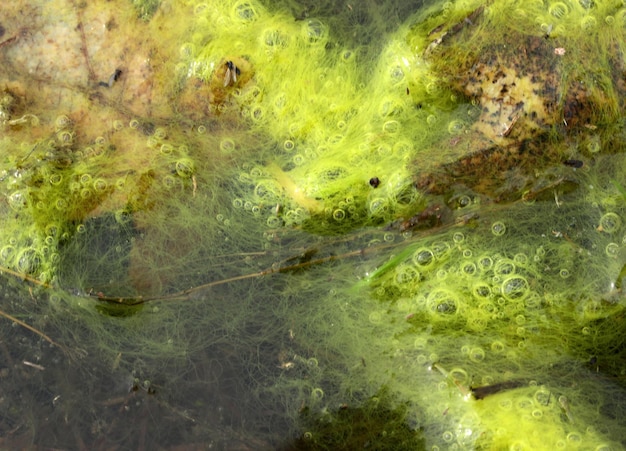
<box><xmin>1</xmin><ymin>0</ymin><xmax>626</xmax><ymax>449</ymax></box>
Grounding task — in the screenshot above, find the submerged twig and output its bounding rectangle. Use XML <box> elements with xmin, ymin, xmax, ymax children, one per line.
<box><xmin>0</xmin><ymin>307</ymin><xmax>61</xmax><ymax>349</ymax></box>
<box><xmin>470</xmin><ymin>380</ymin><xmax>527</xmax><ymax>400</ymax></box>
<box><xmin>90</xmin><ymin>244</ymin><xmax>388</xmax><ymax>306</ymax></box>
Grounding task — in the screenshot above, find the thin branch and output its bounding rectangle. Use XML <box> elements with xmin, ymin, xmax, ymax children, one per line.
<box><xmin>0</xmin><ymin>308</ymin><xmax>61</xmax><ymax>349</ymax></box>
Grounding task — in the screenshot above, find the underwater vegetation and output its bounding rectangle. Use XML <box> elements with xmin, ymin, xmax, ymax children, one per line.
<box><xmin>1</xmin><ymin>0</ymin><xmax>626</xmax><ymax>448</ymax></box>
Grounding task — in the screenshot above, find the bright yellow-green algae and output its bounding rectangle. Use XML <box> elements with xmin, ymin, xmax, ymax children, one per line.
<box><xmin>1</xmin><ymin>0</ymin><xmax>626</xmax><ymax>448</ymax></box>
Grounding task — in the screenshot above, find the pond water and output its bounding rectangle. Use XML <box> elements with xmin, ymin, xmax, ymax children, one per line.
<box><xmin>1</xmin><ymin>0</ymin><xmax>626</xmax><ymax>449</ymax></box>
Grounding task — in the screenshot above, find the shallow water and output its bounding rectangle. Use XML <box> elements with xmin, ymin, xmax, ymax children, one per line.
<box><xmin>1</xmin><ymin>0</ymin><xmax>626</xmax><ymax>449</ymax></box>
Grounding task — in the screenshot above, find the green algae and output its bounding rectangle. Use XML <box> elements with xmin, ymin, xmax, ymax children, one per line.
<box><xmin>1</xmin><ymin>0</ymin><xmax>626</xmax><ymax>448</ymax></box>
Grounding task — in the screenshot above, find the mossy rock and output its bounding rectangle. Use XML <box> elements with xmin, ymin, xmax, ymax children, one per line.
<box><xmin>408</xmin><ymin>3</ymin><xmax>625</xmax><ymax>202</ymax></box>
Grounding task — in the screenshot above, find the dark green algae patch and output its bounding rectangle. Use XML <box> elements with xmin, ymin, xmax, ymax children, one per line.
<box><xmin>1</xmin><ymin>0</ymin><xmax>626</xmax><ymax>449</ymax></box>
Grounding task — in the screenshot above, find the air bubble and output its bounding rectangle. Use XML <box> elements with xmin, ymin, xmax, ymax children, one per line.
<box><xmin>17</xmin><ymin>248</ymin><xmax>42</xmax><ymax>274</ymax></box>
<box><xmin>477</xmin><ymin>256</ymin><xmax>493</xmax><ymax>271</ymax></box>
<box><xmin>549</xmin><ymin>2</ymin><xmax>569</xmax><ymax>18</ymax></box>
<box><xmin>432</xmin><ymin>241</ymin><xmax>451</xmax><ymax>259</ymax></box>
<box><xmin>587</xmin><ymin>135</ymin><xmax>601</xmax><ymax>153</ymax></box>
<box><xmin>234</xmin><ymin>1</ymin><xmax>260</xmax><ymax>22</ymax></box>
<box><xmin>311</xmin><ymin>388</ymin><xmax>324</xmax><ymax>400</ymax></box>
<box><xmin>449</xmin><ymin>367</ymin><xmax>468</xmax><ymax>384</ymax></box>
<box><xmin>175</xmin><ymin>159</ymin><xmax>195</xmax><ymax>178</ymax></box>
<box><xmin>303</xmin><ymin>19</ymin><xmax>327</xmax><ymax>43</ymax></box>
<box><xmin>462</xmin><ymin>262</ymin><xmax>476</xmax><ymax>275</ymax></box>
<box><xmin>369</xmin><ymin>198</ymin><xmax>388</xmax><ymax>216</ymax></box>
<box><xmin>580</xmin><ymin>15</ymin><xmax>597</xmax><ymax>30</ymax></box>
<box><xmin>566</xmin><ymin>432</ymin><xmax>582</xmax><ymax>443</ymax></box>
<box><xmin>442</xmin><ymin>430</ymin><xmax>454</xmax><ymax>443</ymax></box>
<box><xmin>383</xmin><ymin>120</ymin><xmax>400</xmax><ymax>134</ymax></box>
<box><xmin>283</xmin><ymin>140</ymin><xmax>295</xmax><ymax>151</ymax></box>
<box><xmin>472</xmin><ymin>283</ymin><xmax>491</xmax><ymax>299</ymax></box>
<box><xmin>152</xmin><ymin>128</ymin><xmax>166</xmax><ymax>140</ymax></box>
<box><xmin>55</xmin><ymin>198</ymin><xmax>68</xmax><ymax>210</ymax></box>
<box><xmin>248</xmin><ymin>102</ymin><xmax>265</xmax><ymax>119</ymax></box>
<box><xmin>501</xmin><ymin>276</ymin><xmax>530</xmax><ymax>301</ymax></box>
<box><xmin>266</xmin><ymin>216</ymin><xmax>281</xmax><ymax>228</ymax></box>
<box><xmin>332</xmin><ymin>209</ymin><xmax>346</xmax><ymax>221</ymax></box>
<box><xmin>160</xmin><ymin>144</ymin><xmax>173</xmax><ymax>155</ymax></box>
<box><xmin>532</xmin><ymin>388</ymin><xmax>550</xmax><ymax>406</ymax></box>
<box><xmin>162</xmin><ymin>175</ymin><xmax>176</xmax><ymax>189</ymax></box>
<box><xmin>427</xmin><ymin>289</ymin><xmax>458</xmax><ymax>316</ymax></box>
<box><xmin>599</xmin><ymin>212</ymin><xmax>621</xmax><ymax>233</ymax></box>
<box><xmin>56</xmin><ymin>130</ymin><xmax>74</xmax><ymax>146</ymax></box>
<box><xmin>605</xmin><ymin>242</ymin><xmax>620</xmax><ymax>258</ymax></box>
<box><xmin>293</xmin><ymin>154</ymin><xmax>305</xmax><ymax>166</ymax></box>
<box><xmin>469</xmin><ymin>347</ymin><xmax>485</xmax><ymax>362</ymax></box>
<box><xmin>513</xmin><ymin>253</ymin><xmax>528</xmax><ymax>266</ymax></box>
<box><xmin>413</xmin><ymin>248</ymin><xmax>435</xmax><ymax>268</ymax></box>
<box><xmin>55</xmin><ymin>115</ymin><xmax>72</xmax><ymax>131</ymax></box>
<box><xmin>93</xmin><ymin>179</ymin><xmax>108</xmax><ymax>192</ymax></box>
<box><xmin>494</xmin><ymin>259</ymin><xmax>515</xmax><ymax>276</ymax></box>
<box><xmin>254</xmin><ymin>181</ymin><xmax>281</xmax><ymax>201</ymax></box>
<box><xmin>457</xmin><ymin>195</ymin><xmax>471</xmax><ymax>208</ymax></box>
<box><xmin>395</xmin><ymin>265</ymin><xmax>419</xmax><ymax>284</ymax></box>
<box><xmin>491</xmin><ymin>221</ymin><xmax>506</xmax><ymax>236</ymax></box>
<box><xmin>8</xmin><ymin>191</ymin><xmax>27</xmax><ymax>211</ymax></box>
<box><xmin>115</xmin><ymin>178</ymin><xmax>126</xmax><ymax>190</ymax></box>
<box><xmin>49</xmin><ymin>174</ymin><xmax>63</xmax><ymax>186</ymax></box>
<box><xmin>220</xmin><ymin>138</ymin><xmax>235</xmax><ymax>153</ymax></box>
<box><xmin>369</xmin><ymin>311</ymin><xmax>383</xmax><ymax>324</ymax></box>
<box><xmin>80</xmin><ymin>174</ymin><xmax>92</xmax><ymax>186</ymax></box>
<box><xmin>447</xmin><ymin>120</ymin><xmax>465</xmax><ymax>134</ymax></box>
<box><xmin>341</xmin><ymin>50</ymin><xmax>353</xmax><ymax>62</ymax></box>
<box><xmin>0</xmin><ymin>245</ymin><xmax>16</xmax><ymax>263</ymax></box>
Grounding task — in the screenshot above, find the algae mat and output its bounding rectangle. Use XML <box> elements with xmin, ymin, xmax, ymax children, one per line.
<box><xmin>1</xmin><ymin>0</ymin><xmax>626</xmax><ymax>449</ymax></box>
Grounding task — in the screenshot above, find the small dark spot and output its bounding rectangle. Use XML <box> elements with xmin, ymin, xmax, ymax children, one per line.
<box><xmin>471</xmin><ymin>380</ymin><xmax>526</xmax><ymax>400</ymax></box>
<box><xmin>564</xmin><ymin>159</ymin><xmax>583</xmax><ymax>168</ymax></box>
<box><xmin>105</xmin><ymin>18</ymin><xmax>118</xmax><ymax>31</ymax></box>
<box><xmin>589</xmin><ymin>356</ymin><xmax>597</xmax><ymax>365</ymax></box>
<box><xmin>141</xmin><ymin>121</ymin><xmax>156</xmax><ymax>136</ymax></box>
<box><xmin>369</xmin><ymin>177</ymin><xmax>380</xmax><ymax>188</ymax></box>
<box><xmin>0</xmin><ymin>24</ymin><xmax>5</xmax><ymax>39</ymax></box>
